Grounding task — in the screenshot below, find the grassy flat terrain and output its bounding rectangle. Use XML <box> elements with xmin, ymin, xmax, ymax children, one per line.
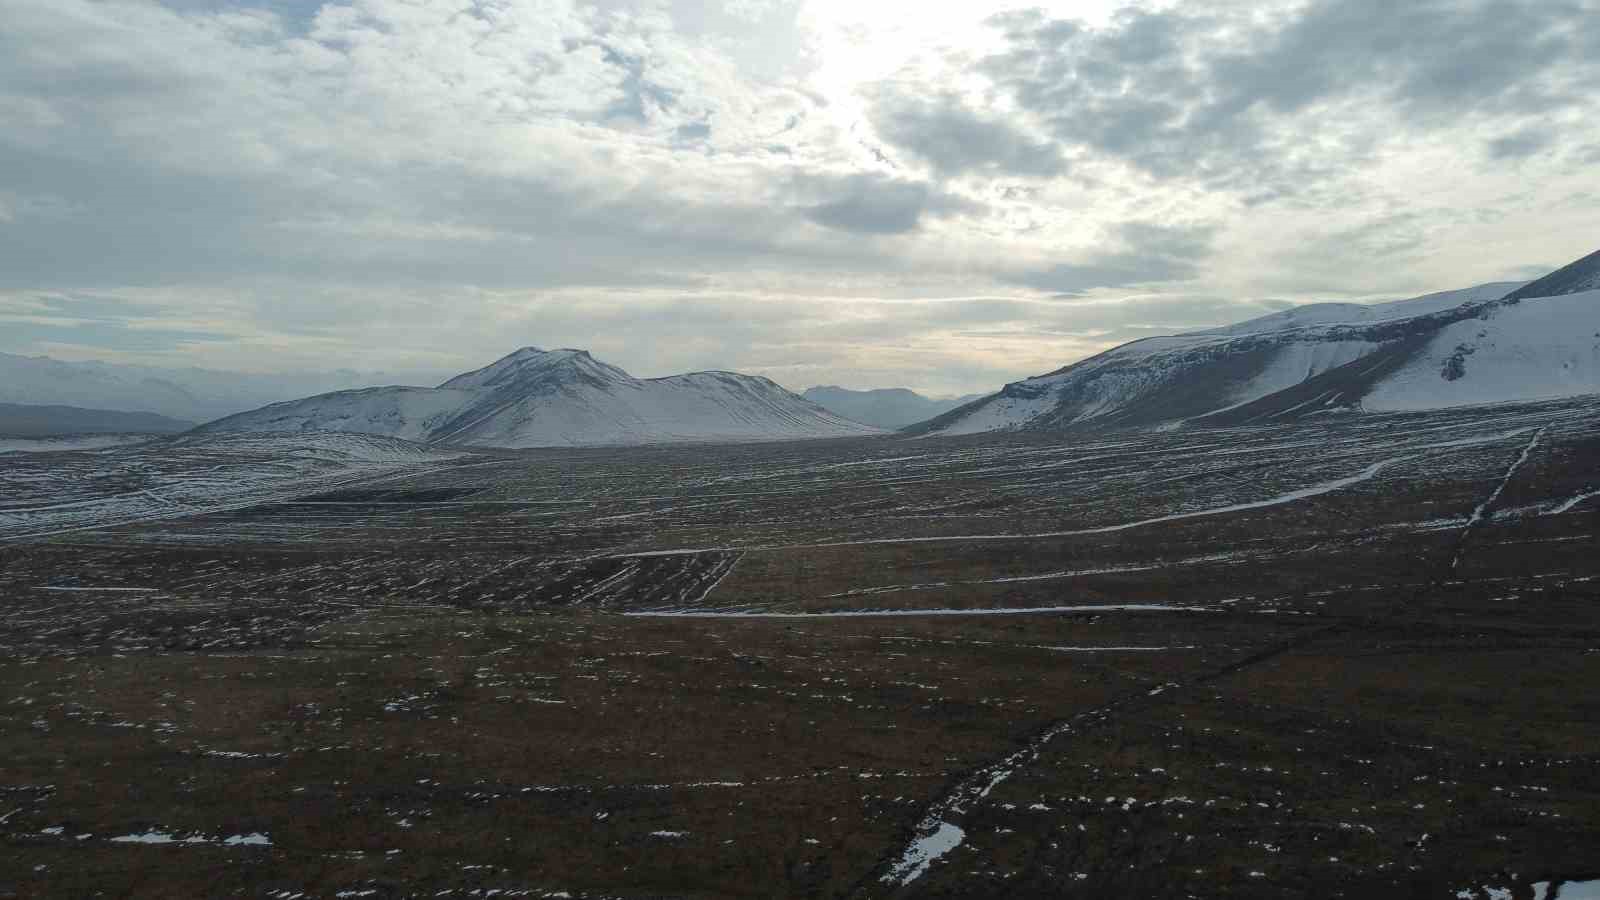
<box><xmin>3</xmin><ymin>398</ymin><xmax>1598</xmax><ymax>898</ymax></box>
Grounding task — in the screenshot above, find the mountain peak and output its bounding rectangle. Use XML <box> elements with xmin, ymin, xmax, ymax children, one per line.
<box><xmin>436</xmin><ymin>347</ymin><xmax>628</xmax><ymax>391</ymax></box>
<box><xmin>201</xmin><ymin>347</ymin><xmax>882</xmax><ymax>447</ymax></box>
<box><xmin>1501</xmin><ymin>247</ymin><xmax>1600</xmax><ymax>303</ymax></box>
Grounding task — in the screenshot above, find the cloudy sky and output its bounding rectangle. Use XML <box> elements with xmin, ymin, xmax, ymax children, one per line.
<box><xmin>1</xmin><ymin>0</ymin><xmax>1596</xmax><ymax>394</ymax></box>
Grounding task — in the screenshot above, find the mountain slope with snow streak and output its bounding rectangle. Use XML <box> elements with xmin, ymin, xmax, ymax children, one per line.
<box><xmin>1365</xmin><ymin>289</ymin><xmax>1600</xmax><ymax>411</ymax></box>
<box><xmin>196</xmin><ymin>348</ymin><xmax>884</xmax><ymax>448</ymax></box>
<box><xmin>919</xmin><ymin>247</ymin><xmax>1600</xmax><ymax>435</ymax></box>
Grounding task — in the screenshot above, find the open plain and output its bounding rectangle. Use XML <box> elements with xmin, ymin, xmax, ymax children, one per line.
<box><xmin>3</xmin><ymin>399</ymin><xmax>1599</xmax><ymax>899</ymax></box>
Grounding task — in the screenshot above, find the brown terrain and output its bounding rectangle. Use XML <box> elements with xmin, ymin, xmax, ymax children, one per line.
<box><xmin>2</xmin><ymin>397</ymin><xmax>1598</xmax><ymax>898</ymax></box>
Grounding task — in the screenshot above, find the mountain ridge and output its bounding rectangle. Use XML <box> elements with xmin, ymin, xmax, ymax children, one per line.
<box><xmin>801</xmin><ymin>386</ymin><xmax>984</xmax><ymax>429</ymax></box>
<box><xmin>196</xmin><ymin>348</ymin><xmax>884</xmax><ymax>448</ymax></box>
<box><xmin>914</xmin><ymin>248</ymin><xmax>1600</xmax><ymax>436</ymax></box>
<box><xmin>0</xmin><ymin>402</ymin><xmax>196</xmax><ymax>437</ymax></box>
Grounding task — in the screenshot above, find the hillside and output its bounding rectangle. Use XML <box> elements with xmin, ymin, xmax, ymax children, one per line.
<box><xmin>919</xmin><ymin>247</ymin><xmax>1600</xmax><ymax>436</ymax></box>
<box><xmin>196</xmin><ymin>348</ymin><xmax>884</xmax><ymax>448</ymax></box>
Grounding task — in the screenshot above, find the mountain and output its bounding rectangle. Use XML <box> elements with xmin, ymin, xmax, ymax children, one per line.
<box><xmin>918</xmin><ymin>247</ymin><xmax>1600</xmax><ymax>436</ymax></box>
<box><xmin>0</xmin><ymin>352</ymin><xmax>452</xmax><ymax>422</ymax></box>
<box><xmin>0</xmin><ymin>402</ymin><xmax>195</xmax><ymax>437</ymax></box>
<box><xmin>195</xmin><ymin>348</ymin><xmax>885</xmax><ymax>448</ymax></box>
<box><xmin>801</xmin><ymin>386</ymin><xmax>984</xmax><ymax>429</ymax></box>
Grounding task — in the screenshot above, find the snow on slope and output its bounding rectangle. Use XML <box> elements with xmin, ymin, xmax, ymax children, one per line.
<box><xmin>920</xmin><ymin>322</ymin><xmax>1395</xmax><ymax>435</ymax></box>
<box><xmin>203</xmin><ymin>387</ymin><xmax>477</xmax><ymax>443</ymax></box>
<box><xmin>931</xmin><ymin>389</ymin><xmax>1056</xmax><ymax>437</ymax></box>
<box><xmin>1365</xmin><ymin>289</ymin><xmax>1600</xmax><ymax>411</ymax></box>
<box><xmin>1201</xmin><ymin>283</ymin><xmax>1519</xmax><ymax>337</ymax></box>
<box><xmin>1501</xmin><ymin>248</ymin><xmax>1600</xmax><ymax>302</ymax></box>
<box><xmin>1206</xmin><ymin>340</ymin><xmax>1381</xmax><ymax>415</ymax></box>
<box><xmin>0</xmin><ymin>432</ymin><xmax>462</xmax><ymax>541</ymax></box>
<box><xmin>198</xmin><ymin>348</ymin><xmax>884</xmax><ymax>448</ymax></box>
<box><xmin>917</xmin><ymin>271</ymin><xmax>1599</xmax><ymax>437</ymax></box>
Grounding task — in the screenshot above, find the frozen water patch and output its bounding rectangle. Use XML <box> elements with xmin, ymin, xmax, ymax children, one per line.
<box><xmin>883</xmin><ymin>821</ymin><xmax>964</xmax><ymax>886</ymax></box>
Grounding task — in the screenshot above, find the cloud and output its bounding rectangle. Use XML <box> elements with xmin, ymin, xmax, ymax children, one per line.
<box><xmin>1486</xmin><ymin>127</ymin><xmax>1554</xmax><ymax>159</ymax></box>
<box><xmin>1007</xmin><ymin>223</ymin><xmax>1217</xmax><ymax>295</ymax></box>
<box><xmin>795</xmin><ymin>173</ymin><xmax>983</xmax><ymax>235</ymax></box>
<box><xmin>978</xmin><ymin>0</ymin><xmax>1600</xmax><ymax>196</ymax></box>
<box><xmin>0</xmin><ymin>0</ymin><xmax>1597</xmax><ymax>394</ymax></box>
<box><xmin>867</xmin><ymin>89</ymin><xmax>1067</xmax><ymax>178</ymax></box>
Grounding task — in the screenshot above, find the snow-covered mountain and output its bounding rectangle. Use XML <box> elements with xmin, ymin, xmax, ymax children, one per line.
<box><xmin>0</xmin><ymin>352</ymin><xmax>451</xmax><ymax>422</ymax></box>
<box><xmin>918</xmin><ymin>247</ymin><xmax>1600</xmax><ymax>436</ymax></box>
<box><xmin>802</xmin><ymin>386</ymin><xmax>984</xmax><ymax>429</ymax></box>
<box><xmin>196</xmin><ymin>348</ymin><xmax>885</xmax><ymax>448</ymax></box>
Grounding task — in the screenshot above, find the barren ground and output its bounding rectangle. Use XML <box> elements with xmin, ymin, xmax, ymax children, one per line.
<box><xmin>2</xmin><ymin>398</ymin><xmax>1598</xmax><ymax>898</ymax></box>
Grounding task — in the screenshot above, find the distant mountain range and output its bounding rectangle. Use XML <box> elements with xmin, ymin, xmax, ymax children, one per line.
<box><xmin>0</xmin><ymin>353</ymin><xmax>451</xmax><ymax>423</ymax></box>
<box><xmin>196</xmin><ymin>348</ymin><xmax>883</xmax><ymax>447</ymax></box>
<box><xmin>801</xmin><ymin>386</ymin><xmax>984</xmax><ymax>429</ymax></box>
<box><xmin>9</xmin><ymin>249</ymin><xmax>1598</xmax><ymax>446</ymax></box>
<box><xmin>0</xmin><ymin>403</ymin><xmax>195</xmax><ymax>437</ymax></box>
<box><xmin>916</xmin><ymin>247</ymin><xmax>1600</xmax><ymax>437</ymax></box>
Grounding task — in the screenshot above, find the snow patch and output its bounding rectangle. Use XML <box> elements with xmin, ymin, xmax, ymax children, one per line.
<box><xmin>883</xmin><ymin>821</ymin><xmax>964</xmax><ymax>886</ymax></box>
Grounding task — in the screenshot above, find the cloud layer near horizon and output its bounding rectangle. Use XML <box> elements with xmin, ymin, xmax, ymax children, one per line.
<box><xmin>1</xmin><ymin>0</ymin><xmax>1596</xmax><ymax>394</ymax></box>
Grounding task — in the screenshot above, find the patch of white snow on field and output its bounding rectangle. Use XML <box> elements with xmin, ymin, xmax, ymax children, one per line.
<box><xmin>110</xmin><ymin>831</ymin><xmax>179</xmax><ymax>844</ymax></box>
<box><xmin>1452</xmin><ymin>427</ymin><xmax>1545</xmax><ymax>570</ymax></box>
<box><xmin>625</xmin><ymin>454</ymin><xmax>1412</xmax><ymax>557</ymax></box>
<box><xmin>1533</xmin><ymin>880</ymin><xmax>1600</xmax><ymax>899</ymax></box>
<box><xmin>1043</xmin><ymin>640</ymin><xmax>1184</xmax><ymax>646</ymax></box>
<box><xmin>1549</xmin><ymin>488</ymin><xmax>1600</xmax><ymax>515</ymax></box>
<box><xmin>884</xmin><ymin>821</ymin><xmax>965</xmax><ymax>885</ymax></box>
<box><xmin>625</xmin><ymin>604</ymin><xmax>1209</xmax><ymax>619</ymax></box>
<box><xmin>0</xmin><ymin>435</ymin><xmax>155</xmax><ymax>454</ymax></box>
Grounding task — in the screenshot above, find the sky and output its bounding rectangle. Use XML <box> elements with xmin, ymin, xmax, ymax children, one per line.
<box><xmin>1</xmin><ymin>0</ymin><xmax>1596</xmax><ymax>396</ymax></box>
